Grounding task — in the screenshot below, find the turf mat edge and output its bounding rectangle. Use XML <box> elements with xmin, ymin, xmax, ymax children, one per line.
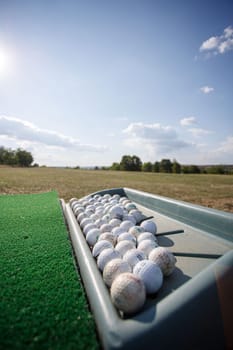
<box><xmin>0</xmin><ymin>192</ymin><xmax>99</xmax><ymax>350</ymax></box>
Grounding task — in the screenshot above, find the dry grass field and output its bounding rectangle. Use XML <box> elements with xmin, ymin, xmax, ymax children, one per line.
<box><xmin>0</xmin><ymin>166</ymin><xmax>233</xmax><ymax>213</ymax></box>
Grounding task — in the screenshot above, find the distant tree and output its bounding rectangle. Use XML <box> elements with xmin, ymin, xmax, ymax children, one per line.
<box><xmin>0</xmin><ymin>146</ymin><xmax>6</xmax><ymax>164</ymax></box>
<box><xmin>172</xmin><ymin>160</ymin><xmax>181</xmax><ymax>173</ymax></box>
<box><xmin>142</xmin><ymin>162</ymin><xmax>153</xmax><ymax>172</ymax></box>
<box><xmin>3</xmin><ymin>148</ymin><xmax>17</xmax><ymax>165</ymax></box>
<box><xmin>16</xmin><ymin>148</ymin><xmax>33</xmax><ymax>167</ymax></box>
<box><xmin>152</xmin><ymin>161</ymin><xmax>160</xmax><ymax>172</ymax></box>
<box><xmin>182</xmin><ymin>165</ymin><xmax>200</xmax><ymax>174</ymax></box>
<box><xmin>160</xmin><ymin>159</ymin><xmax>172</xmax><ymax>173</ymax></box>
<box><xmin>0</xmin><ymin>146</ymin><xmax>34</xmax><ymax>167</ymax></box>
<box><xmin>111</xmin><ymin>162</ymin><xmax>120</xmax><ymax>171</ymax></box>
<box><xmin>205</xmin><ymin>165</ymin><xmax>225</xmax><ymax>174</ymax></box>
<box><xmin>120</xmin><ymin>155</ymin><xmax>142</xmax><ymax>171</ymax></box>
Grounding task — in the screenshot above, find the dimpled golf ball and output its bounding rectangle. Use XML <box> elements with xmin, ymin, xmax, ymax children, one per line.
<box><xmin>77</xmin><ymin>212</ymin><xmax>87</xmax><ymax>223</ymax></box>
<box><xmin>120</xmin><ymin>220</ymin><xmax>134</xmax><ymax>232</ymax></box>
<box><xmin>129</xmin><ymin>209</ymin><xmax>145</xmax><ymax>224</ymax></box>
<box><xmin>80</xmin><ymin>217</ymin><xmax>93</xmax><ymax>229</ymax></box>
<box><xmin>103</xmin><ymin>258</ymin><xmax>132</xmax><ymax>287</ymax></box>
<box><xmin>111</xmin><ymin>226</ymin><xmax>125</xmax><ymax>238</ymax></box>
<box><xmin>98</xmin><ymin>232</ymin><xmax>116</xmax><ymax>246</ymax></box>
<box><xmin>97</xmin><ymin>248</ymin><xmax>121</xmax><ymax>272</ymax></box>
<box><xmin>115</xmin><ymin>240</ymin><xmax>135</xmax><ymax>257</ymax></box>
<box><xmin>83</xmin><ymin>223</ymin><xmax>97</xmax><ymax>236</ymax></box>
<box><xmin>123</xmin><ymin>248</ymin><xmax>146</xmax><ymax>268</ymax></box>
<box><xmin>117</xmin><ymin>232</ymin><xmax>136</xmax><ymax>245</ymax></box>
<box><xmin>128</xmin><ymin>226</ymin><xmax>145</xmax><ymax>238</ymax></box>
<box><xmin>133</xmin><ymin>260</ymin><xmax>163</xmax><ymax>294</ymax></box>
<box><xmin>137</xmin><ymin>239</ymin><xmax>159</xmax><ymax>257</ymax></box>
<box><xmin>109</xmin><ymin>218</ymin><xmax>122</xmax><ymax>228</ymax></box>
<box><xmin>109</xmin><ymin>205</ymin><xmax>124</xmax><ymax>220</ymax></box>
<box><xmin>100</xmin><ymin>223</ymin><xmax>113</xmax><ymax>233</ymax></box>
<box><xmin>137</xmin><ymin>232</ymin><xmax>158</xmax><ymax>244</ymax></box>
<box><xmin>140</xmin><ymin>220</ymin><xmax>157</xmax><ymax>235</ymax></box>
<box><xmin>125</xmin><ymin>202</ymin><xmax>137</xmax><ymax>211</ymax></box>
<box><xmin>92</xmin><ymin>240</ymin><xmax>114</xmax><ymax>258</ymax></box>
<box><xmin>123</xmin><ymin>214</ymin><xmax>137</xmax><ymax>225</ymax></box>
<box><xmin>149</xmin><ymin>247</ymin><xmax>177</xmax><ymax>276</ymax></box>
<box><xmin>86</xmin><ymin>228</ymin><xmax>101</xmax><ymax>247</ymax></box>
<box><xmin>110</xmin><ymin>272</ymin><xmax>146</xmax><ymax>314</ymax></box>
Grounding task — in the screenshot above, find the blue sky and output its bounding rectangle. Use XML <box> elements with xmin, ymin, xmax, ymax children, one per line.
<box><xmin>0</xmin><ymin>0</ymin><xmax>233</xmax><ymax>166</ymax></box>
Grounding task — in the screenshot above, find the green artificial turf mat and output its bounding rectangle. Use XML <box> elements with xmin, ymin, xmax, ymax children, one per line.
<box><xmin>0</xmin><ymin>192</ymin><xmax>99</xmax><ymax>350</ymax></box>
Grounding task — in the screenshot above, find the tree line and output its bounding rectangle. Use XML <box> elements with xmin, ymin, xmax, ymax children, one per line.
<box><xmin>0</xmin><ymin>146</ymin><xmax>34</xmax><ymax>167</ymax></box>
<box><xmin>109</xmin><ymin>155</ymin><xmax>231</xmax><ymax>174</ymax></box>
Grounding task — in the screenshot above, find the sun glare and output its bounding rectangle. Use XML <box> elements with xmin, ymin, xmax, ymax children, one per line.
<box><xmin>0</xmin><ymin>47</ymin><xmax>12</xmax><ymax>77</ymax></box>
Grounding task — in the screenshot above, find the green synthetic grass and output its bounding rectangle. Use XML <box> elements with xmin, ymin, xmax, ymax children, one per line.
<box><xmin>0</xmin><ymin>192</ymin><xmax>99</xmax><ymax>350</ymax></box>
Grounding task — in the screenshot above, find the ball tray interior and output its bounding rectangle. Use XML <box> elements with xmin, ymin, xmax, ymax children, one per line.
<box><xmin>63</xmin><ymin>187</ymin><xmax>233</xmax><ymax>350</ymax></box>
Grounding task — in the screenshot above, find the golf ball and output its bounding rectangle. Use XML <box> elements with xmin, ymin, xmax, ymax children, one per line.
<box><xmin>137</xmin><ymin>239</ymin><xmax>159</xmax><ymax>257</ymax></box>
<box><xmin>133</xmin><ymin>260</ymin><xmax>163</xmax><ymax>294</ymax></box>
<box><xmin>140</xmin><ymin>220</ymin><xmax>157</xmax><ymax>235</ymax></box>
<box><xmin>92</xmin><ymin>240</ymin><xmax>114</xmax><ymax>258</ymax></box>
<box><xmin>149</xmin><ymin>247</ymin><xmax>177</xmax><ymax>276</ymax></box>
<box><xmin>97</xmin><ymin>248</ymin><xmax>121</xmax><ymax>272</ymax></box>
<box><xmin>123</xmin><ymin>248</ymin><xmax>146</xmax><ymax>268</ymax></box>
<box><xmin>103</xmin><ymin>258</ymin><xmax>131</xmax><ymax>287</ymax></box>
<box><xmin>110</xmin><ymin>272</ymin><xmax>146</xmax><ymax>314</ymax></box>
<box><xmin>115</xmin><ymin>240</ymin><xmax>135</xmax><ymax>257</ymax></box>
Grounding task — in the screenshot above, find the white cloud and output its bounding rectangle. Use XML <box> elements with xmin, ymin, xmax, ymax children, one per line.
<box><xmin>217</xmin><ymin>136</ymin><xmax>233</xmax><ymax>154</ymax></box>
<box><xmin>188</xmin><ymin>127</ymin><xmax>213</xmax><ymax>137</ymax></box>
<box><xmin>180</xmin><ymin>116</ymin><xmax>197</xmax><ymax>126</ymax></box>
<box><xmin>122</xmin><ymin>122</ymin><xmax>190</xmax><ymax>159</ymax></box>
<box><xmin>200</xmin><ymin>25</ymin><xmax>233</xmax><ymax>56</ymax></box>
<box><xmin>200</xmin><ymin>86</ymin><xmax>214</xmax><ymax>94</ymax></box>
<box><xmin>0</xmin><ymin>115</ymin><xmax>108</xmax><ymax>152</ymax></box>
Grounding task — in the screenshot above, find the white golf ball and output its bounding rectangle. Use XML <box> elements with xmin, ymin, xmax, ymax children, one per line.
<box><xmin>112</xmin><ymin>194</ymin><xmax>121</xmax><ymax>201</ymax></box>
<box><xmin>117</xmin><ymin>232</ymin><xmax>136</xmax><ymax>245</ymax></box>
<box><xmin>109</xmin><ymin>205</ymin><xmax>124</xmax><ymax>220</ymax></box>
<box><xmin>109</xmin><ymin>218</ymin><xmax>122</xmax><ymax>228</ymax></box>
<box><xmin>123</xmin><ymin>214</ymin><xmax>137</xmax><ymax>225</ymax></box>
<box><xmin>95</xmin><ymin>218</ymin><xmax>107</xmax><ymax>228</ymax></box>
<box><xmin>137</xmin><ymin>231</ymin><xmax>158</xmax><ymax>244</ymax></box>
<box><xmin>115</xmin><ymin>240</ymin><xmax>135</xmax><ymax>257</ymax></box>
<box><xmin>123</xmin><ymin>248</ymin><xmax>146</xmax><ymax>268</ymax></box>
<box><xmin>133</xmin><ymin>260</ymin><xmax>163</xmax><ymax>294</ymax></box>
<box><xmin>97</xmin><ymin>248</ymin><xmax>121</xmax><ymax>272</ymax></box>
<box><xmin>103</xmin><ymin>258</ymin><xmax>131</xmax><ymax>287</ymax></box>
<box><xmin>86</xmin><ymin>228</ymin><xmax>101</xmax><ymax>246</ymax></box>
<box><xmin>73</xmin><ymin>206</ymin><xmax>85</xmax><ymax>217</ymax></box>
<box><xmin>83</xmin><ymin>223</ymin><xmax>97</xmax><ymax>236</ymax></box>
<box><xmin>77</xmin><ymin>212</ymin><xmax>88</xmax><ymax>223</ymax></box>
<box><xmin>149</xmin><ymin>247</ymin><xmax>177</xmax><ymax>276</ymax></box>
<box><xmin>110</xmin><ymin>272</ymin><xmax>146</xmax><ymax>314</ymax></box>
<box><xmin>125</xmin><ymin>202</ymin><xmax>137</xmax><ymax>211</ymax></box>
<box><xmin>98</xmin><ymin>232</ymin><xmax>116</xmax><ymax>246</ymax></box>
<box><xmin>92</xmin><ymin>240</ymin><xmax>114</xmax><ymax>258</ymax></box>
<box><xmin>80</xmin><ymin>217</ymin><xmax>93</xmax><ymax>229</ymax></box>
<box><xmin>140</xmin><ymin>220</ymin><xmax>157</xmax><ymax>235</ymax></box>
<box><xmin>69</xmin><ymin>198</ymin><xmax>78</xmax><ymax>206</ymax></box>
<box><xmin>111</xmin><ymin>226</ymin><xmax>125</xmax><ymax>238</ymax></box>
<box><xmin>100</xmin><ymin>223</ymin><xmax>113</xmax><ymax>233</ymax></box>
<box><xmin>128</xmin><ymin>226</ymin><xmax>145</xmax><ymax>238</ymax></box>
<box><xmin>120</xmin><ymin>220</ymin><xmax>134</xmax><ymax>232</ymax></box>
<box><xmin>129</xmin><ymin>209</ymin><xmax>145</xmax><ymax>224</ymax></box>
<box><xmin>137</xmin><ymin>239</ymin><xmax>159</xmax><ymax>257</ymax></box>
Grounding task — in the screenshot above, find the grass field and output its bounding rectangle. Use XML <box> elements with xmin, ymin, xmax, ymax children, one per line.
<box><xmin>0</xmin><ymin>167</ymin><xmax>233</xmax><ymax>213</ymax></box>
